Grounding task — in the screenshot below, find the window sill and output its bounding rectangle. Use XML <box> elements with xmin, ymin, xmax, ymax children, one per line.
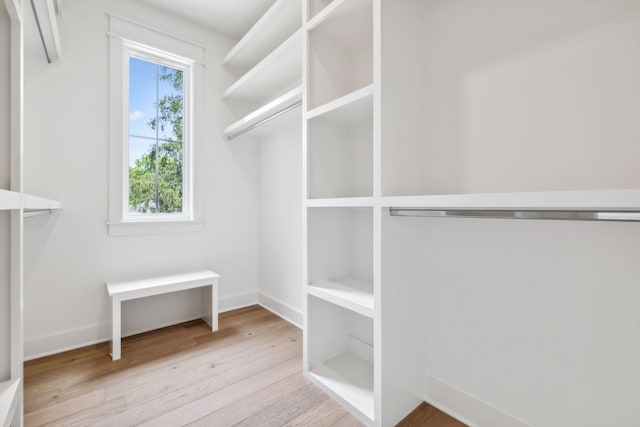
<box><xmin>108</xmin><ymin>219</ymin><xmax>205</xmax><ymax>236</ymax></box>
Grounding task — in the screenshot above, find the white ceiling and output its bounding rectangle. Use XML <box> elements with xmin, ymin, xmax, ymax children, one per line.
<box><xmin>140</xmin><ymin>0</ymin><xmax>277</xmax><ymax>39</ymax></box>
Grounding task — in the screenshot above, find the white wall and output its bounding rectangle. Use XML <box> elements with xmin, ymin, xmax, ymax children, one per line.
<box><xmin>0</xmin><ymin>3</ymin><xmax>11</xmax><ymax>380</ymax></box>
<box><xmin>422</xmin><ymin>0</ymin><xmax>640</xmax><ymax>195</ymax></box>
<box><xmin>256</xmin><ymin>110</ymin><xmax>303</xmax><ymax>326</ymax></box>
<box><xmin>21</xmin><ymin>0</ymin><xmax>261</xmax><ymax>358</ymax></box>
<box><xmin>384</xmin><ymin>217</ymin><xmax>640</xmax><ymax>427</ymax></box>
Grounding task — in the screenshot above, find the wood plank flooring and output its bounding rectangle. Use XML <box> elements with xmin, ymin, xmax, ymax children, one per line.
<box><xmin>24</xmin><ymin>305</ymin><xmax>465</xmax><ymax>427</ymax></box>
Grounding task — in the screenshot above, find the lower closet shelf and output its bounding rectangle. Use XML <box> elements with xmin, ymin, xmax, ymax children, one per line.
<box><xmin>0</xmin><ymin>378</ymin><xmax>20</xmax><ymax>427</ymax></box>
<box><xmin>308</xmin><ymin>352</ymin><xmax>374</xmax><ymax>423</ymax></box>
<box><xmin>307</xmin><ymin>277</ymin><xmax>373</xmax><ymax>318</ymax></box>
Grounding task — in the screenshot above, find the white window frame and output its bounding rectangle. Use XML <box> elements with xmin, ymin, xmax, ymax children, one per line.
<box><xmin>107</xmin><ymin>14</ymin><xmax>205</xmax><ymax>236</ymax></box>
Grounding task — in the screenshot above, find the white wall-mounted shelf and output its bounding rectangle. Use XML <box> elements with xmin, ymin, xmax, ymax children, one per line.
<box><xmin>224</xmin><ymin>86</ymin><xmax>302</xmax><ymax>140</ymax></box>
<box><xmin>308</xmin><ymin>0</ymin><xmax>338</xmax><ymax>22</ymax></box>
<box><xmin>22</xmin><ymin>193</ymin><xmax>62</xmax><ymax>211</ymax></box>
<box><xmin>381</xmin><ymin>189</ymin><xmax>640</xmax><ymax>211</ymax></box>
<box><xmin>307</xmin><ymin>0</ymin><xmax>355</xmax><ymax>31</ymax></box>
<box><xmin>308</xmin><ymin>277</ymin><xmax>373</xmax><ymax>318</ymax></box>
<box><xmin>305</xmin><ymin>197</ymin><xmax>374</xmax><ymax>208</ymax></box>
<box><xmin>0</xmin><ymin>189</ymin><xmax>61</xmax><ymax>211</ymax></box>
<box><xmin>0</xmin><ymin>379</ymin><xmax>20</xmax><ymax>427</ymax></box>
<box><xmin>223</xmin><ymin>0</ymin><xmax>302</xmax><ymax>70</ymax></box>
<box><xmin>223</xmin><ymin>29</ymin><xmax>302</xmax><ymax>105</ymax></box>
<box><xmin>307</xmin><ymin>84</ymin><xmax>373</xmax><ymax>122</ymax></box>
<box><xmin>309</xmin><ymin>352</ymin><xmax>374</xmax><ymax>425</ymax></box>
<box><xmin>307</xmin><ymin>0</ymin><xmax>371</xmax><ymax>44</ymax></box>
<box><xmin>0</xmin><ymin>190</ymin><xmax>21</xmax><ymax>210</ymax></box>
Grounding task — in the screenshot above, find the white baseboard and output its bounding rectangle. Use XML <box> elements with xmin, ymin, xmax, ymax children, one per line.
<box><xmin>424</xmin><ymin>374</ymin><xmax>531</xmax><ymax>427</ymax></box>
<box><xmin>257</xmin><ymin>292</ymin><xmax>302</xmax><ymax>328</ymax></box>
<box><xmin>25</xmin><ymin>291</ymin><xmax>260</xmax><ymax>361</ymax></box>
<box><xmin>24</xmin><ymin>322</ymin><xmax>113</xmax><ymax>361</ymax></box>
<box><xmin>218</xmin><ymin>291</ymin><xmax>258</xmax><ymax>313</ymax></box>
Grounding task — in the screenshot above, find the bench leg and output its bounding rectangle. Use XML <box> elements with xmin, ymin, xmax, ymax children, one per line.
<box><xmin>211</xmin><ymin>282</ymin><xmax>218</xmax><ymax>332</ymax></box>
<box><xmin>201</xmin><ymin>282</ymin><xmax>219</xmax><ymax>332</ymax></box>
<box><xmin>111</xmin><ymin>297</ymin><xmax>121</xmax><ymax>361</ymax></box>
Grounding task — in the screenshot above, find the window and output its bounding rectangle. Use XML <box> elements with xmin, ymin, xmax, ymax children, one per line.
<box><xmin>108</xmin><ymin>15</ymin><xmax>204</xmax><ymax>236</ymax></box>
<box><xmin>126</xmin><ymin>48</ymin><xmax>191</xmax><ymax>219</ymax></box>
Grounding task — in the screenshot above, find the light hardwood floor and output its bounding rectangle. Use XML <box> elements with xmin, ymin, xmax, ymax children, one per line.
<box><xmin>24</xmin><ymin>305</ymin><xmax>465</xmax><ymax>427</ymax></box>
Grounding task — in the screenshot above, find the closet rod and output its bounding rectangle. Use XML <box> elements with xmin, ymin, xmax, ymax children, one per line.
<box><xmin>389</xmin><ymin>208</ymin><xmax>640</xmax><ymax>222</ymax></box>
<box><xmin>227</xmin><ymin>100</ymin><xmax>302</xmax><ymax>141</ymax></box>
<box><xmin>31</xmin><ymin>0</ymin><xmax>53</xmax><ymax>63</ymax></box>
<box><xmin>23</xmin><ymin>209</ymin><xmax>53</xmax><ymax>218</ymax></box>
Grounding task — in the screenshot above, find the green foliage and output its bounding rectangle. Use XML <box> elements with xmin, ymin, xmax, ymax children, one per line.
<box><xmin>129</xmin><ymin>66</ymin><xmax>184</xmax><ymax>214</ymax></box>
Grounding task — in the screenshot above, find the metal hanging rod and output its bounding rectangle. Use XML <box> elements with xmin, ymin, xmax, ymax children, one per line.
<box><xmin>23</xmin><ymin>209</ymin><xmax>53</xmax><ymax>218</ymax></box>
<box><xmin>389</xmin><ymin>208</ymin><xmax>640</xmax><ymax>222</ymax></box>
<box><xmin>31</xmin><ymin>0</ymin><xmax>52</xmax><ymax>63</ymax></box>
<box><xmin>227</xmin><ymin>100</ymin><xmax>302</xmax><ymax>141</ymax></box>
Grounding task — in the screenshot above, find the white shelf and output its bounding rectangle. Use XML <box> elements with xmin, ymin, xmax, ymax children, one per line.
<box><xmin>0</xmin><ymin>190</ymin><xmax>21</xmax><ymax>210</ymax></box>
<box><xmin>0</xmin><ymin>189</ymin><xmax>61</xmax><ymax>211</ymax></box>
<box><xmin>307</xmin><ymin>0</ymin><xmax>344</xmax><ymax>30</ymax></box>
<box><xmin>306</xmin><ymin>197</ymin><xmax>374</xmax><ymax>207</ymax></box>
<box><xmin>307</xmin><ymin>85</ymin><xmax>373</xmax><ymax>122</ymax></box>
<box><xmin>308</xmin><ymin>352</ymin><xmax>374</xmax><ymax>424</ymax></box>
<box><xmin>307</xmin><ymin>0</ymin><xmax>371</xmax><ymax>45</ymax></box>
<box><xmin>223</xmin><ymin>0</ymin><xmax>301</xmax><ymax>70</ymax></box>
<box><xmin>381</xmin><ymin>189</ymin><xmax>640</xmax><ymax>211</ymax></box>
<box><xmin>223</xmin><ymin>86</ymin><xmax>302</xmax><ymax>140</ymax></box>
<box><xmin>308</xmin><ymin>277</ymin><xmax>373</xmax><ymax>318</ymax></box>
<box><xmin>308</xmin><ymin>0</ymin><xmax>338</xmax><ymax>21</ymax></box>
<box><xmin>0</xmin><ymin>379</ymin><xmax>20</xmax><ymax>427</ymax></box>
<box><xmin>23</xmin><ymin>193</ymin><xmax>62</xmax><ymax>211</ymax></box>
<box><xmin>223</xmin><ymin>29</ymin><xmax>302</xmax><ymax>104</ymax></box>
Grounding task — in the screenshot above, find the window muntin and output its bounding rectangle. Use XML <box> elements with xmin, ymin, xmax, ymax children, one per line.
<box><xmin>124</xmin><ymin>47</ymin><xmax>192</xmax><ymax>220</ymax></box>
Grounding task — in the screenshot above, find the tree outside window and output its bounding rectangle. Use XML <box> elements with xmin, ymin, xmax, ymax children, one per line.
<box><xmin>128</xmin><ymin>57</ymin><xmax>185</xmax><ymax>214</ymax></box>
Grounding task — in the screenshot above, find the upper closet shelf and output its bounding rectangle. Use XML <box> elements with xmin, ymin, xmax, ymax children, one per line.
<box><xmin>23</xmin><ymin>193</ymin><xmax>62</xmax><ymax>211</ymax></box>
<box><xmin>0</xmin><ymin>189</ymin><xmax>62</xmax><ymax>211</ymax></box>
<box><xmin>307</xmin><ymin>85</ymin><xmax>373</xmax><ymax>122</ymax></box>
<box><xmin>224</xmin><ymin>86</ymin><xmax>302</xmax><ymax>141</ymax></box>
<box><xmin>0</xmin><ymin>378</ymin><xmax>20</xmax><ymax>427</ymax></box>
<box><xmin>0</xmin><ymin>190</ymin><xmax>21</xmax><ymax>210</ymax></box>
<box><xmin>307</xmin><ymin>0</ymin><xmax>371</xmax><ymax>41</ymax></box>
<box><xmin>305</xmin><ymin>197</ymin><xmax>374</xmax><ymax>207</ymax></box>
<box><xmin>382</xmin><ymin>189</ymin><xmax>640</xmax><ymax>212</ymax></box>
<box><xmin>223</xmin><ymin>29</ymin><xmax>302</xmax><ymax>105</ymax></box>
<box><xmin>308</xmin><ymin>0</ymin><xmax>354</xmax><ymax>30</ymax></box>
<box><xmin>223</xmin><ymin>0</ymin><xmax>302</xmax><ymax>70</ymax></box>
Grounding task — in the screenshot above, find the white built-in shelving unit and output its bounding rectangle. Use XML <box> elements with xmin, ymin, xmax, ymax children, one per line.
<box><xmin>2</xmin><ymin>1</ymin><xmax>62</xmax><ymax>426</ymax></box>
<box><xmin>222</xmin><ymin>0</ymin><xmax>303</xmax><ymax>141</ymax></box>
<box><xmin>301</xmin><ymin>1</ymin><xmax>640</xmax><ymax>425</ymax></box>
<box><xmin>302</xmin><ymin>0</ymin><xmax>379</xmax><ymax>424</ymax></box>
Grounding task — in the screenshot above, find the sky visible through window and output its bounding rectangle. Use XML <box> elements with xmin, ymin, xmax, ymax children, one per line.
<box><xmin>128</xmin><ymin>56</ymin><xmax>185</xmax><ymax>214</ymax></box>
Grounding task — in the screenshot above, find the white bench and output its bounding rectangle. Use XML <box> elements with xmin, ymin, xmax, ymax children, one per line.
<box><xmin>106</xmin><ymin>270</ymin><xmax>220</xmax><ymax>361</ymax></box>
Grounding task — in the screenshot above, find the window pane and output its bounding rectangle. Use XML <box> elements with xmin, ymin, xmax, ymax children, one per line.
<box><xmin>129</xmin><ymin>57</ymin><xmax>156</xmax><ymax>139</ymax></box>
<box><xmin>157</xmin><ymin>140</ymin><xmax>183</xmax><ymax>213</ymax></box>
<box><xmin>128</xmin><ymin>136</ymin><xmax>157</xmax><ymax>213</ymax></box>
<box><xmin>128</xmin><ymin>56</ymin><xmax>185</xmax><ymax>215</ymax></box>
<box><xmin>157</xmin><ymin>66</ymin><xmax>184</xmax><ymax>142</ymax></box>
